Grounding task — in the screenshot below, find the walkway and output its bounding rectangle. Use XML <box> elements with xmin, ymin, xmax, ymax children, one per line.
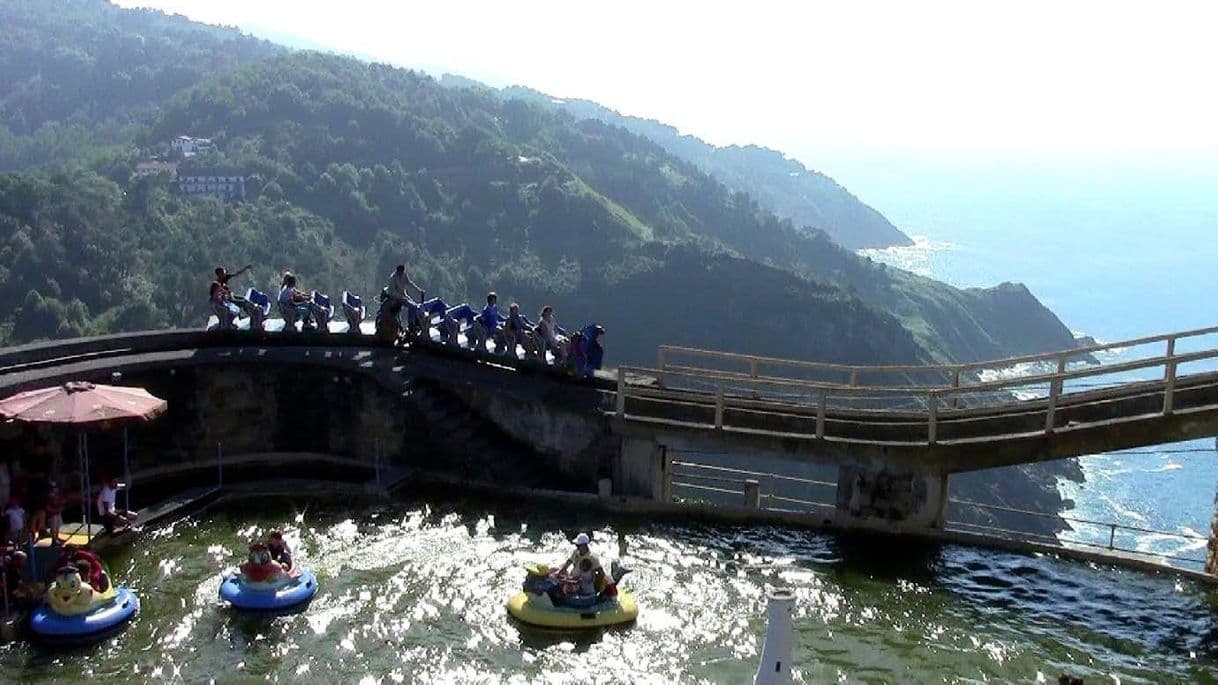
<box><xmin>614</xmin><ymin>325</ymin><xmax>1218</xmax><ymax>471</ymax></box>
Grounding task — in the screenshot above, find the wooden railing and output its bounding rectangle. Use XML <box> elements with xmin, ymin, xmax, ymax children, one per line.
<box><xmin>617</xmin><ymin>325</ymin><xmax>1218</xmax><ymax>444</ymax></box>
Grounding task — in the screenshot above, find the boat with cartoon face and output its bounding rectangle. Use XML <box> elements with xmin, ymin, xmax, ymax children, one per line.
<box><xmin>219</xmin><ymin>542</ymin><xmax>318</xmax><ymax>611</ymax></box>
<box><xmin>506</xmin><ymin>561</ymin><xmax>637</xmax><ymax>630</ymax></box>
<box><xmin>28</xmin><ymin>564</ymin><xmax>139</xmax><ymax>643</ymax></box>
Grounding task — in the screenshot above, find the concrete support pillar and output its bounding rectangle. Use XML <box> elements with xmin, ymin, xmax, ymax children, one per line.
<box><xmin>614</xmin><ymin>438</ymin><xmax>667</xmax><ymax>500</ymax></box>
<box><xmin>835</xmin><ymin>464</ymin><xmax>948</xmax><ymax>529</ymax></box>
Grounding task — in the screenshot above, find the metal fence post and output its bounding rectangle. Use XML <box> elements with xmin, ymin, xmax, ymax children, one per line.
<box><xmin>217</xmin><ymin>442</ymin><xmax>223</xmax><ymax>488</ymax></box>
<box><xmin>714</xmin><ymin>383</ymin><xmax>725</xmax><ymax>429</ymax></box>
<box><xmin>1108</xmin><ymin>524</ymin><xmax>1116</xmax><ymax>550</ymax></box>
<box><xmin>951</xmin><ymin>367</ymin><xmax>961</xmax><ymax>409</ymax></box>
<box><xmin>616</xmin><ymin>366</ymin><xmax>626</xmax><ymax>417</ymax></box>
<box><xmin>375</xmin><ymin>439</ymin><xmax>382</xmax><ymax>488</ymax></box>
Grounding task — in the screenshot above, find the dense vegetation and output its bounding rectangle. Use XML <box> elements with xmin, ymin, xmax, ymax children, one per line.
<box><xmin>0</xmin><ymin>0</ymin><xmax>278</xmax><ymax>171</ymax></box>
<box><xmin>483</xmin><ymin>81</ymin><xmax>913</xmax><ymax>251</ymax></box>
<box><xmin>0</xmin><ymin>0</ymin><xmax>1077</xmax><ymax>371</ymax></box>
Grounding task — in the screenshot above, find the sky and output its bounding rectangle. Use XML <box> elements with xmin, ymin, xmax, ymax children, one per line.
<box><xmin>113</xmin><ymin>0</ymin><xmax>1218</xmax><ymax>159</ymax></box>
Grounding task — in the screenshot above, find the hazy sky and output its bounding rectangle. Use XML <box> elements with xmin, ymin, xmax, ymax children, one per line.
<box><xmin>114</xmin><ymin>0</ymin><xmax>1218</xmax><ymax>159</ymax></box>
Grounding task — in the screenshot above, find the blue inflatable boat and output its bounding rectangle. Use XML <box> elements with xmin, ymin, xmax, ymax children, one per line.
<box><xmin>219</xmin><ymin>569</ymin><xmax>318</xmax><ymax>611</ymax></box>
<box><xmin>29</xmin><ymin>585</ymin><xmax>139</xmax><ymax>644</ymax></box>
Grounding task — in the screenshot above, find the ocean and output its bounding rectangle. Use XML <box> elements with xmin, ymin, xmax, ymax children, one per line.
<box><xmin>840</xmin><ymin>148</ymin><xmax>1218</xmax><ymax>563</ymax></box>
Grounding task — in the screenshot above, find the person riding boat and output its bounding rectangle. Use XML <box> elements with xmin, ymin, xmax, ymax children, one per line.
<box><xmin>55</xmin><ymin>544</ymin><xmax>108</xmax><ymax>592</ymax></box>
<box><xmin>559</xmin><ymin>532</ymin><xmax>602</xmax><ymax>577</ymax></box>
<box><xmin>267</xmin><ymin>531</ymin><xmax>293</xmax><ymax>572</ymax></box>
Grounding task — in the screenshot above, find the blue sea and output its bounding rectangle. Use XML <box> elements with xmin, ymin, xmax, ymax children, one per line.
<box><xmin>832</xmin><ymin>148</ymin><xmax>1218</xmax><ymax>564</ymax></box>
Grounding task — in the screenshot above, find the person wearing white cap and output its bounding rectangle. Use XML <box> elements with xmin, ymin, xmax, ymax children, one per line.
<box><xmin>559</xmin><ymin>532</ymin><xmax>602</xmax><ymax>577</ymax></box>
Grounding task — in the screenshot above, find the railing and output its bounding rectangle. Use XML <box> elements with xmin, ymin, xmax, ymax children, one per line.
<box><xmin>663</xmin><ymin>457</ymin><xmax>1210</xmax><ymax>571</ymax></box>
<box><xmin>669</xmin><ymin>459</ymin><xmax>837</xmax><ymax>512</ymax></box>
<box><xmin>616</xmin><ymin>325</ymin><xmax>1218</xmax><ymax>444</ymax></box>
<box><xmin>656</xmin><ymin>324</ymin><xmax>1218</xmax><ymax>390</ymax></box>
<box><xmin>947</xmin><ymin>499</ymin><xmax>1209</xmax><ymax>570</ymax></box>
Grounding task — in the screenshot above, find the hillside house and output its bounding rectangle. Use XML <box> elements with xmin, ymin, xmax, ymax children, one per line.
<box><xmin>171</xmin><ymin>135</ymin><xmax>215</xmax><ymax>157</ymax></box>
<box><xmin>178</xmin><ymin>166</ymin><xmax>245</xmax><ymax>201</ymax></box>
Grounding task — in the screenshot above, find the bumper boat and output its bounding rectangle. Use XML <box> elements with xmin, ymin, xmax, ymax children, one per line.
<box><xmin>29</xmin><ymin>565</ymin><xmax>139</xmax><ymax>644</ymax></box>
<box><xmin>219</xmin><ymin>544</ymin><xmax>317</xmax><ymax>611</ymax></box>
<box><xmin>506</xmin><ymin>562</ymin><xmax>637</xmax><ymax>629</ymax></box>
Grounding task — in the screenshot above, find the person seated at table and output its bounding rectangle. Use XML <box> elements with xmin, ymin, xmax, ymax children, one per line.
<box><xmin>267</xmin><ymin>530</ymin><xmax>293</xmax><ymax>572</ymax></box>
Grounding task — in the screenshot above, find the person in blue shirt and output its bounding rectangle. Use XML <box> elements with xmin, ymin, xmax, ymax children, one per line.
<box><xmin>580</xmin><ymin>324</ymin><xmax>605</xmax><ymax>378</ymax></box>
<box><xmin>505</xmin><ymin>303</ymin><xmax>539</xmax><ymax>358</ymax></box>
<box><xmin>474</xmin><ymin>292</ymin><xmax>507</xmax><ymax>353</ymax></box>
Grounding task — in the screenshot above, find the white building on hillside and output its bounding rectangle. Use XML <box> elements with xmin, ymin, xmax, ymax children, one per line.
<box><xmin>172</xmin><ymin>135</ymin><xmax>215</xmax><ymax>157</ymax></box>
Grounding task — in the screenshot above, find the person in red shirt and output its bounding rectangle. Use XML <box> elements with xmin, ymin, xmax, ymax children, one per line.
<box><xmin>43</xmin><ymin>481</ymin><xmax>69</xmax><ymax>544</ymax></box>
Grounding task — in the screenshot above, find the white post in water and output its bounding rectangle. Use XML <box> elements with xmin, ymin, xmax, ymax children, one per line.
<box><xmin>754</xmin><ymin>588</ymin><xmax>795</xmax><ymax>685</ymax></box>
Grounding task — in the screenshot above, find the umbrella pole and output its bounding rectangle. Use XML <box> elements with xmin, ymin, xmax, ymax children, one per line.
<box><xmin>84</xmin><ymin>433</ymin><xmax>92</xmax><ymax>546</ymax></box>
<box><xmin>123</xmin><ymin>426</ymin><xmax>130</xmax><ymax>512</ymax></box>
<box><xmin>77</xmin><ymin>433</ymin><xmax>85</xmax><ymax>543</ymax></box>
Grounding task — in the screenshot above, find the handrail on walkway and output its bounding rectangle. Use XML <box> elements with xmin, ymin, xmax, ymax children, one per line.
<box><xmin>657</xmin><ymin>323</ymin><xmax>1218</xmax><ymax>389</ymax></box>
<box><xmin>617</xmin><ymin>324</ymin><xmax>1218</xmax><ymax>445</ymax></box>
<box><xmin>666</xmin><ymin>457</ymin><xmax>1208</xmax><ymax>570</ymax></box>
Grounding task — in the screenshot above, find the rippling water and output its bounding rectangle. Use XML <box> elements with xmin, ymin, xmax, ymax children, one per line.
<box><xmin>3</xmin><ymin>494</ymin><xmax>1217</xmax><ymax>683</ymax></box>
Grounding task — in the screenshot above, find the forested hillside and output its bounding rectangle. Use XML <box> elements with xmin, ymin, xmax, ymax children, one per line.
<box><xmin>0</xmin><ymin>0</ymin><xmax>278</xmax><ymax>171</ymax></box>
<box><xmin>0</xmin><ymin>0</ymin><xmax>1078</xmax><ymax>370</ymax></box>
<box><xmin>484</xmin><ymin>81</ymin><xmax>913</xmax><ymax>250</ymax></box>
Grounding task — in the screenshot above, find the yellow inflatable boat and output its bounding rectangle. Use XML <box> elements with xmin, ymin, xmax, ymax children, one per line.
<box><xmin>506</xmin><ymin>563</ymin><xmax>638</xmax><ymax>629</ymax></box>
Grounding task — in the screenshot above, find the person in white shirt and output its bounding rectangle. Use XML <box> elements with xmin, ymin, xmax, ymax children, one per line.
<box><xmin>385</xmin><ymin>264</ymin><xmax>423</xmax><ymax>304</ymax></box>
<box><xmin>97</xmin><ymin>478</ymin><xmax>134</xmax><ymax>533</ymax></box>
<box><xmin>559</xmin><ymin>532</ymin><xmax>602</xmax><ymax>575</ymax></box>
<box><xmin>385</xmin><ymin>264</ymin><xmax>424</xmax><ymax>330</ymax></box>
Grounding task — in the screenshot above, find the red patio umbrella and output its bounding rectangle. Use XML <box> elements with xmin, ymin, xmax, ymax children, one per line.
<box><xmin>0</xmin><ymin>381</ymin><xmax>166</xmax><ymax>425</ymax></box>
<box><xmin>0</xmin><ymin>381</ymin><xmax>168</xmax><ymax>545</ymax></box>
